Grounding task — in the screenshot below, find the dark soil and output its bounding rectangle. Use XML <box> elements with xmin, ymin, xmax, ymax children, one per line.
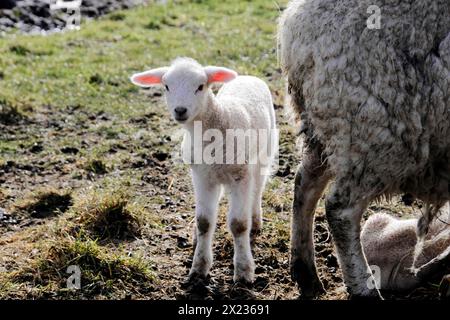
<box><xmin>1</xmin><ymin>96</ymin><xmax>449</xmax><ymax>299</ymax></box>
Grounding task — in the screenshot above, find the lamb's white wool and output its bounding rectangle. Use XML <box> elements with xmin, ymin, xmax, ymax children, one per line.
<box><xmin>279</xmin><ymin>0</ymin><xmax>450</xmax><ymax>298</ymax></box>
<box><xmin>131</xmin><ymin>57</ymin><xmax>277</xmax><ymax>283</ymax></box>
<box><xmin>362</xmin><ymin>212</ymin><xmax>450</xmax><ymax>292</ymax></box>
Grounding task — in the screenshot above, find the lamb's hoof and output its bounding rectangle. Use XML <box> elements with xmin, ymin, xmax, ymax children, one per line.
<box><xmin>233</xmin><ymin>269</ymin><xmax>255</xmax><ymax>286</ymax></box>
<box><xmin>234</xmin><ymin>277</ymin><xmax>254</xmax><ymax>288</ymax></box>
<box><xmin>291</xmin><ymin>259</ymin><xmax>325</xmax><ymax>299</ymax></box>
<box><xmin>183</xmin><ymin>272</ymin><xmax>209</xmax><ymax>287</ymax></box>
<box><xmin>230</xmin><ymin>281</ymin><xmax>255</xmax><ymax>299</ymax></box>
<box><xmin>181</xmin><ymin>272</ymin><xmax>213</xmax><ymax>297</ymax></box>
<box><xmin>181</xmin><ymin>275</ymin><xmax>214</xmax><ymax>299</ymax></box>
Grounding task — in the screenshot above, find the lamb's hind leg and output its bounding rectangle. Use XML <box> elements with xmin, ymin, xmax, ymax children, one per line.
<box><xmin>325</xmin><ymin>181</ymin><xmax>382</xmax><ymax>299</ymax></box>
<box><xmin>291</xmin><ymin>142</ymin><xmax>330</xmax><ymax>298</ymax></box>
<box><xmin>229</xmin><ymin>175</ymin><xmax>255</xmax><ymax>284</ymax></box>
<box><xmin>251</xmin><ymin>167</ymin><xmax>267</xmax><ymax>240</ymax></box>
<box><xmin>189</xmin><ymin>173</ymin><xmax>221</xmax><ymax>280</ymax></box>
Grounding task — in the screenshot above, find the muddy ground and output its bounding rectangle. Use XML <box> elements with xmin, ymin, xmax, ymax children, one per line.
<box><xmin>1</xmin><ymin>89</ymin><xmax>448</xmax><ymax>300</ymax></box>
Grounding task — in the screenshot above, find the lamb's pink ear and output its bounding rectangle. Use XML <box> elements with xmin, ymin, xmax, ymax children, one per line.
<box><xmin>130</xmin><ymin>67</ymin><xmax>169</xmax><ymax>87</ymax></box>
<box><xmin>204</xmin><ymin>66</ymin><xmax>238</xmax><ymax>84</ymax></box>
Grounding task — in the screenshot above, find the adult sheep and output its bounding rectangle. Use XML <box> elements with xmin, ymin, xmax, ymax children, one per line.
<box><xmin>278</xmin><ymin>0</ymin><xmax>450</xmax><ymax>299</ymax></box>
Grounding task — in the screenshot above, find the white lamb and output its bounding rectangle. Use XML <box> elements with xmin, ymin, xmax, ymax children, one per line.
<box><xmin>130</xmin><ymin>58</ymin><xmax>277</xmax><ymax>284</ymax></box>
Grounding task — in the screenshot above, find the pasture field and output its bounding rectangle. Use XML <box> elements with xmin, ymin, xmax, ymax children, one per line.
<box><xmin>0</xmin><ymin>0</ymin><xmax>441</xmax><ymax>299</ymax></box>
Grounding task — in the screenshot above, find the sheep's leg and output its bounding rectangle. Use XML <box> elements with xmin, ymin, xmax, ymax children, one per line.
<box><xmin>291</xmin><ymin>144</ymin><xmax>330</xmax><ymax>298</ymax></box>
<box><xmin>229</xmin><ymin>175</ymin><xmax>255</xmax><ymax>283</ymax></box>
<box><xmin>325</xmin><ymin>184</ymin><xmax>382</xmax><ymax>299</ymax></box>
<box><xmin>189</xmin><ymin>173</ymin><xmax>221</xmax><ymax>280</ymax></box>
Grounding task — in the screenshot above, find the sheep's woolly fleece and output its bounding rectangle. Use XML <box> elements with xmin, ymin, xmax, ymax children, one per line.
<box><xmin>279</xmin><ymin>0</ymin><xmax>450</xmax><ymax>209</ymax></box>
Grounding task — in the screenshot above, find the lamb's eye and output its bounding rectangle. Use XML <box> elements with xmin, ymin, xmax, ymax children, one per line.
<box><xmin>165</xmin><ymin>85</ymin><xmax>169</xmax><ymax>91</ymax></box>
<box><xmin>196</xmin><ymin>84</ymin><xmax>204</xmax><ymax>93</ymax></box>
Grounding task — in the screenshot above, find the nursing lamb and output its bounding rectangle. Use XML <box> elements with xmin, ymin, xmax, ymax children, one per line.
<box><xmin>362</xmin><ymin>212</ymin><xmax>450</xmax><ymax>292</ymax></box>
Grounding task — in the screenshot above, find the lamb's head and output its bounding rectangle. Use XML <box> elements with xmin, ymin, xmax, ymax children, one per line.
<box><xmin>130</xmin><ymin>57</ymin><xmax>237</xmax><ymax>124</ymax></box>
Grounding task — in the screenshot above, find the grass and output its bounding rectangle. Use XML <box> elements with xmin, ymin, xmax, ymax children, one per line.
<box><xmin>0</xmin><ymin>0</ymin><xmax>437</xmax><ymax>301</ymax></box>
<box><xmin>0</xmin><ymin>99</ymin><xmax>28</xmax><ymax>125</ymax></box>
<box><xmin>0</xmin><ymin>185</ymin><xmax>157</xmax><ymax>299</ymax></box>
<box><xmin>68</xmin><ymin>188</ymin><xmax>146</xmax><ymax>240</ymax></box>
<box><xmin>0</xmin><ymin>0</ymin><xmax>285</xmax><ymax>121</ymax></box>
<box><xmin>6</xmin><ymin>239</ymin><xmax>155</xmax><ymax>299</ymax></box>
<box><xmin>83</xmin><ymin>158</ymin><xmax>109</xmax><ymax>175</ymax></box>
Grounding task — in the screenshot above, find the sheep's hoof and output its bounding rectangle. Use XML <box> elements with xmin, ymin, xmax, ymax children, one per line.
<box><xmin>233</xmin><ymin>277</ymin><xmax>254</xmax><ymax>288</ymax></box>
<box><xmin>299</xmin><ymin>280</ymin><xmax>326</xmax><ymax>299</ymax></box>
<box><xmin>181</xmin><ymin>273</ymin><xmax>214</xmax><ymax>298</ymax></box>
<box><xmin>349</xmin><ymin>291</ymin><xmax>384</xmax><ymax>300</ymax></box>
<box><xmin>348</xmin><ymin>286</ymin><xmax>383</xmax><ymax>300</ymax></box>
<box><xmin>291</xmin><ymin>259</ymin><xmax>325</xmax><ymax>298</ymax></box>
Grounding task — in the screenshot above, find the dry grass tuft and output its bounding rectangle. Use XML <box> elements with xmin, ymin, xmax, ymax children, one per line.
<box><xmin>7</xmin><ymin>238</ymin><xmax>155</xmax><ymax>299</ymax></box>
<box><xmin>70</xmin><ymin>190</ymin><xmax>145</xmax><ymax>241</ymax></box>
<box><xmin>84</xmin><ymin>159</ymin><xmax>109</xmax><ymax>175</ymax></box>
<box><xmin>0</xmin><ymin>185</ymin><xmax>158</xmax><ymax>299</ymax></box>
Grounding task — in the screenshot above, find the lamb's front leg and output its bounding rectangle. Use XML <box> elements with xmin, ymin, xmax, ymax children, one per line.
<box><xmin>228</xmin><ymin>175</ymin><xmax>254</xmax><ymax>284</ymax></box>
<box><xmin>189</xmin><ymin>172</ymin><xmax>221</xmax><ymax>280</ymax></box>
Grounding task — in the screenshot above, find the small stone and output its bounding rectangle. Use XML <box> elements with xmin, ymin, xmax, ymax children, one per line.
<box><xmin>177</xmin><ymin>236</ymin><xmax>190</xmax><ymax>249</ymax></box>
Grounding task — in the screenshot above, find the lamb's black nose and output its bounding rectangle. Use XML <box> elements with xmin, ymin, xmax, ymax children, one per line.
<box><xmin>174</xmin><ymin>107</ymin><xmax>187</xmax><ymax>116</ymax></box>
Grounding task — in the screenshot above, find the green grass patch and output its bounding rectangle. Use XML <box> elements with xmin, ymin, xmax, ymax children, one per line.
<box><xmin>8</xmin><ymin>239</ymin><xmax>155</xmax><ymax>299</ymax></box>
<box><xmin>0</xmin><ymin>0</ymin><xmax>286</xmax><ymax>117</ymax></box>
<box><xmin>83</xmin><ymin>158</ymin><xmax>109</xmax><ymax>175</ymax></box>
